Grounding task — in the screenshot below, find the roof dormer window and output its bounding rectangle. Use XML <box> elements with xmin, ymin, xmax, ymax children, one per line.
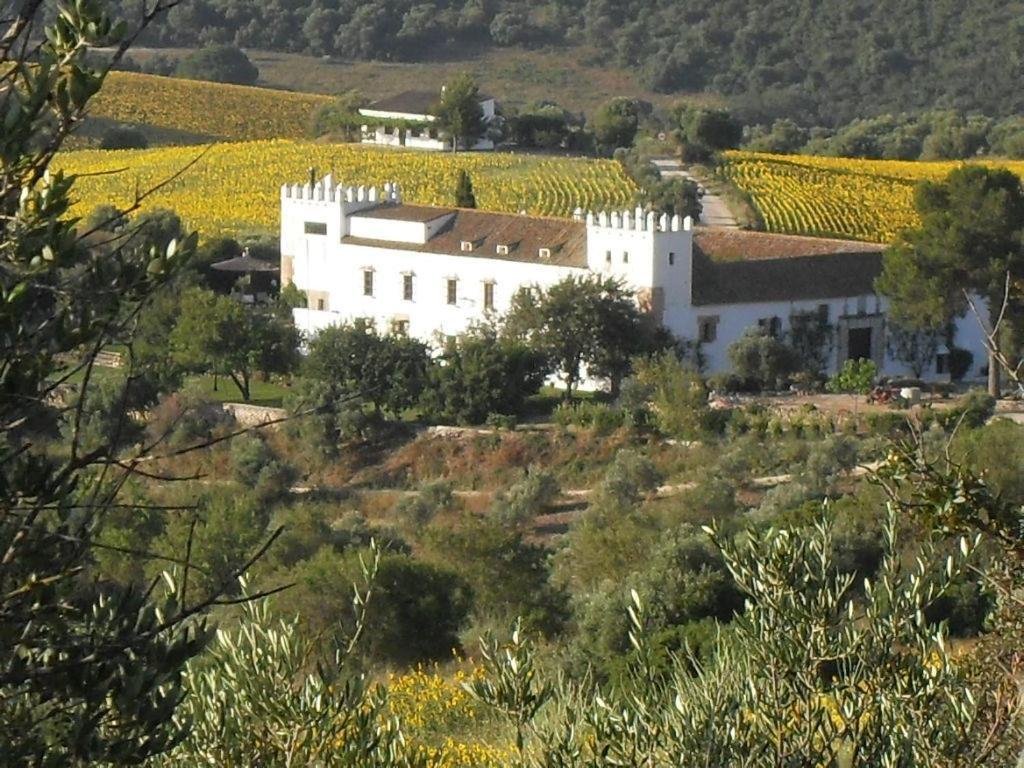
<box><xmin>538</xmin><ymin>247</ymin><xmax>551</xmax><ymax>259</ymax></box>
<box><xmin>461</xmin><ymin>240</ymin><xmax>474</xmax><ymax>252</ymax></box>
<box><xmin>496</xmin><ymin>244</ymin><xmax>510</xmax><ymax>256</ymax></box>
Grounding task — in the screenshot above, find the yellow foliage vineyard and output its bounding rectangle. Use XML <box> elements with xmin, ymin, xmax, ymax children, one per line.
<box><xmin>90</xmin><ymin>72</ymin><xmax>332</xmax><ymax>141</ymax></box>
<box><xmin>55</xmin><ymin>140</ymin><xmax>637</xmax><ymax>236</ymax></box>
<box><xmin>722</xmin><ymin>151</ymin><xmax>1024</xmax><ymax>243</ymax></box>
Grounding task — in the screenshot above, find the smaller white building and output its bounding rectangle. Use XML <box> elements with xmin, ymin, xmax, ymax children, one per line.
<box><xmin>358</xmin><ymin>89</ymin><xmax>497</xmax><ymax>151</ymax></box>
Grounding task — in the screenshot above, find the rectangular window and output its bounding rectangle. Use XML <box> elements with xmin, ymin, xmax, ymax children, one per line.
<box><xmin>391</xmin><ymin>319</ymin><xmax>409</xmax><ymax>335</ymax></box>
<box><xmin>698</xmin><ymin>316</ymin><xmax>719</xmax><ymax>344</ymax></box>
<box><xmin>818</xmin><ymin>303</ymin><xmax>829</xmax><ymax>320</ymax></box>
<box><xmin>403</xmin><ymin>274</ymin><xmax>414</xmax><ymax>301</ymax></box>
<box><xmin>446</xmin><ymin>278</ymin><xmax>457</xmax><ymax>305</ymax></box>
<box><xmin>538</xmin><ymin>247</ymin><xmax>551</xmax><ymax>259</ymax></box>
<box><xmin>668</xmin><ymin>252</ymin><xmax>675</xmax><ymax>266</ymax></box>
<box><xmin>304</xmin><ymin>221</ymin><xmax>327</xmax><ymax>236</ymax></box>
<box><xmin>623</xmin><ymin>251</ymin><xmax>629</xmax><ymax>264</ymax></box>
<box><xmin>496</xmin><ymin>244</ymin><xmax>510</xmax><ymax>256</ymax></box>
<box><xmin>757</xmin><ymin>317</ymin><xmax>782</xmax><ymax>338</ymax></box>
<box><xmin>483</xmin><ymin>282</ymin><xmax>495</xmax><ymax>311</ymax></box>
<box><xmin>316</xmin><ymin>298</ymin><xmax>325</xmax><ymax>311</ymax></box>
<box><xmin>605</xmin><ymin>250</ymin><xmax>612</xmax><ymax>264</ymax></box>
<box><xmin>363</xmin><ymin>269</ymin><xmax>374</xmax><ymax>297</ymax></box>
<box><xmin>461</xmin><ymin>240</ymin><xmax>474</xmax><ymax>252</ymax></box>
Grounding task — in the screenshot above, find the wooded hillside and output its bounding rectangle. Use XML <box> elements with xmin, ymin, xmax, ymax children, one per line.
<box><xmin>105</xmin><ymin>0</ymin><xmax>1024</xmax><ymax>125</ymax></box>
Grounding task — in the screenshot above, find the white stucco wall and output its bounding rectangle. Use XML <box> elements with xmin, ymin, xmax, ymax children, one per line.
<box><xmin>671</xmin><ymin>294</ymin><xmax>990</xmax><ymax>382</ymax></box>
<box><xmin>290</xmin><ymin>240</ymin><xmax>585</xmax><ymax>342</ymax></box>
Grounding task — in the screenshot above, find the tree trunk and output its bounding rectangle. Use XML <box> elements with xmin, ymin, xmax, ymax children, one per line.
<box><xmin>988</xmin><ymin>347</ymin><xmax>1001</xmax><ymax>398</ymax></box>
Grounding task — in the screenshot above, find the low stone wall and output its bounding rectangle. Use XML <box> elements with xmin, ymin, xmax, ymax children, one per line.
<box><xmin>221</xmin><ymin>402</ymin><xmax>288</xmax><ymax>427</ymax></box>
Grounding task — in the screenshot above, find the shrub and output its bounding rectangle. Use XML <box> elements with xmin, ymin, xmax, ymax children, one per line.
<box><xmin>948</xmin><ymin>347</ymin><xmax>974</xmax><ymax>381</ymax></box>
<box><xmin>484</xmin><ymin>412</ymin><xmax>517</xmax><ymax>431</ymax></box>
<box><xmin>946</xmin><ymin>388</ymin><xmax>996</xmax><ymax>429</ymax></box>
<box><xmin>394</xmin><ymin>480</ymin><xmax>455</xmax><ymax>528</ymax></box>
<box><xmin>477</xmin><ymin>511</ymin><xmax>980</xmax><ymax>766</ymax></box>
<box><xmin>99</xmin><ymin>124</ymin><xmax>148</xmax><ymax>150</ymax></box>
<box><xmin>175</xmin><ymin>45</ymin><xmax>259</xmax><ymax>86</ymax></box>
<box><xmin>706</xmin><ymin>371</ymin><xmax>743</xmax><ymax>393</ymax></box>
<box><xmin>490</xmin><ymin>469</ymin><xmax>560</xmax><ymax>528</ymax></box>
<box><xmin>597</xmin><ymin>448</ymin><xmax>663</xmax><ymax>506</ymax></box>
<box><xmin>230</xmin><ymin>434</ymin><xmax>296</xmax><ymax>500</ymax></box>
<box><xmin>826</xmin><ymin>358</ymin><xmax>878</xmax><ymax>396</ymax></box>
<box><xmin>627</xmin><ymin>353</ymin><xmax>708</xmax><ymax>439</ymax></box>
<box><xmin>60</xmin><ymin>372</ymin><xmax>142</xmax><ymax>454</ymax></box>
<box><xmin>552</xmin><ymin>401</ymin><xmax>626</xmax><ymax>434</ymax></box>
<box><xmin>422</xmin><ymin>330</ymin><xmax>547</xmax><ymax>425</ymax></box>
<box><xmin>144</xmin><ymin>391</ymin><xmax>232</xmax><ymax>449</ymax></box>
<box><xmin>726</xmin><ymin>327</ymin><xmax>799</xmax><ymax>391</ymax></box>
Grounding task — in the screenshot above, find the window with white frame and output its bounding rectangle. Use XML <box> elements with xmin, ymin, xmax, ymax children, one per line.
<box><xmin>403</xmin><ymin>273</ymin><xmax>414</xmax><ymax>301</ymax></box>
<box><xmin>446</xmin><ymin>278</ymin><xmax>457</xmax><ymax>305</ymax></box>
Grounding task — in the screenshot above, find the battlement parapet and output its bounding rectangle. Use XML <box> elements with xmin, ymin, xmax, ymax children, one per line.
<box><xmin>583</xmin><ymin>207</ymin><xmax>692</xmax><ymax>233</ymax></box>
<box><xmin>281</xmin><ymin>173</ymin><xmax>402</xmax><ymax>205</ymax></box>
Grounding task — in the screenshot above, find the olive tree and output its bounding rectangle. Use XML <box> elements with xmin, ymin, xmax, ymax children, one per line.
<box><xmin>472</xmin><ymin>511</ymin><xmax>982</xmax><ymax>767</ymax></box>
<box><xmin>0</xmin><ymin>3</ymin><xmax>280</xmax><ymax>762</ymax></box>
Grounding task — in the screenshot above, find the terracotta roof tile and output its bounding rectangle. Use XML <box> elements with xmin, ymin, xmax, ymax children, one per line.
<box><xmin>342</xmin><ymin>208</ymin><xmax>587</xmax><ymax>267</ymax></box>
<box><xmin>691</xmin><ymin>229</ymin><xmax>885</xmax><ymax>306</ymax></box>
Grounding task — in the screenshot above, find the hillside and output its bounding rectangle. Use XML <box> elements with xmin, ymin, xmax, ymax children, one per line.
<box><xmin>124</xmin><ymin>45</ymin><xmax>708</xmax><ymax>116</ymax></box>
<box><xmin>721</xmin><ymin>152</ymin><xmax>1024</xmax><ymax>243</ymax></box>
<box><xmin>56</xmin><ymin>141</ymin><xmax>637</xmax><ymax>237</ymax></box>
<box><xmin>84</xmin><ymin>71</ymin><xmax>332</xmax><ymax>143</ymax></box>
<box><xmin>115</xmin><ymin>0</ymin><xmax>1024</xmax><ymax>126</ymax></box>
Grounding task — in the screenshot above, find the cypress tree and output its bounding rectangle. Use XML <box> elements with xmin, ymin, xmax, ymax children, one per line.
<box><xmin>455</xmin><ymin>169</ymin><xmax>477</xmax><ymax>208</ymax></box>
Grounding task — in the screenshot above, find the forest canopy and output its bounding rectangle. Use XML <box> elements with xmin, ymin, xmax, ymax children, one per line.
<box><xmin>99</xmin><ymin>0</ymin><xmax>1024</xmax><ymax>126</ymax></box>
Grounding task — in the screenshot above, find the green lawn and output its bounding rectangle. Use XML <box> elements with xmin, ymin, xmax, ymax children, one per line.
<box><xmin>182</xmin><ymin>374</ymin><xmax>293</xmax><ymax>408</ymax></box>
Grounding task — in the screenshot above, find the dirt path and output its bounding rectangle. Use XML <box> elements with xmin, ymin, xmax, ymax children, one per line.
<box><xmin>650</xmin><ymin>157</ymin><xmax>739</xmax><ymax>229</ymax></box>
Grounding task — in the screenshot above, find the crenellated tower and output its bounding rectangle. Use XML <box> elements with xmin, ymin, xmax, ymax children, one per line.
<box><xmin>280</xmin><ymin>172</ymin><xmax>400</xmax><ymax>286</ymax></box>
<box><xmin>581</xmin><ymin>206</ymin><xmax>694</xmax><ymax>320</ymax></box>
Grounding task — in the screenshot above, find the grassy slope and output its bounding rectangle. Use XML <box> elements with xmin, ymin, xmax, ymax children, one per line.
<box><xmin>82</xmin><ymin>71</ymin><xmax>332</xmax><ymax>144</ymax></box>
<box><xmin>126</xmin><ymin>43</ymin><xmax>721</xmax><ymax>115</ymax></box>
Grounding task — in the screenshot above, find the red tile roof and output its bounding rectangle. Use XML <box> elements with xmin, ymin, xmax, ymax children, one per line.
<box><xmin>691</xmin><ymin>229</ymin><xmax>885</xmax><ymax>306</ymax></box>
<box><xmin>343</xmin><ymin>208</ymin><xmax>587</xmax><ymax>267</ymax></box>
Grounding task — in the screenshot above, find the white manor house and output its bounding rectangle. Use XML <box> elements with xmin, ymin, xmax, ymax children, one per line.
<box><xmin>281</xmin><ymin>173</ymin><xmax>989</xmax><ymax>384</ymax></box>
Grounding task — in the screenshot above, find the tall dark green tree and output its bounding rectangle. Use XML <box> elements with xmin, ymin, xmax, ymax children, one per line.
<box><xmin>435</xmin><ymin>73</ymin><xmax>484</xmax><ymax>152</ymax></box>
<box><xmin>454</xmin><ymin>169</ymin><xmax>477</xmax><ymax>208</ymax></box>
<box><xmin>876</xmin><ymin>166</ymin><xmax>1024</xmax><ymax>396</ymax></box>
<box><xmin>591</xmin><ymin>97</ymin><xmax>640</xmax><ymax>152</ymax></box>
